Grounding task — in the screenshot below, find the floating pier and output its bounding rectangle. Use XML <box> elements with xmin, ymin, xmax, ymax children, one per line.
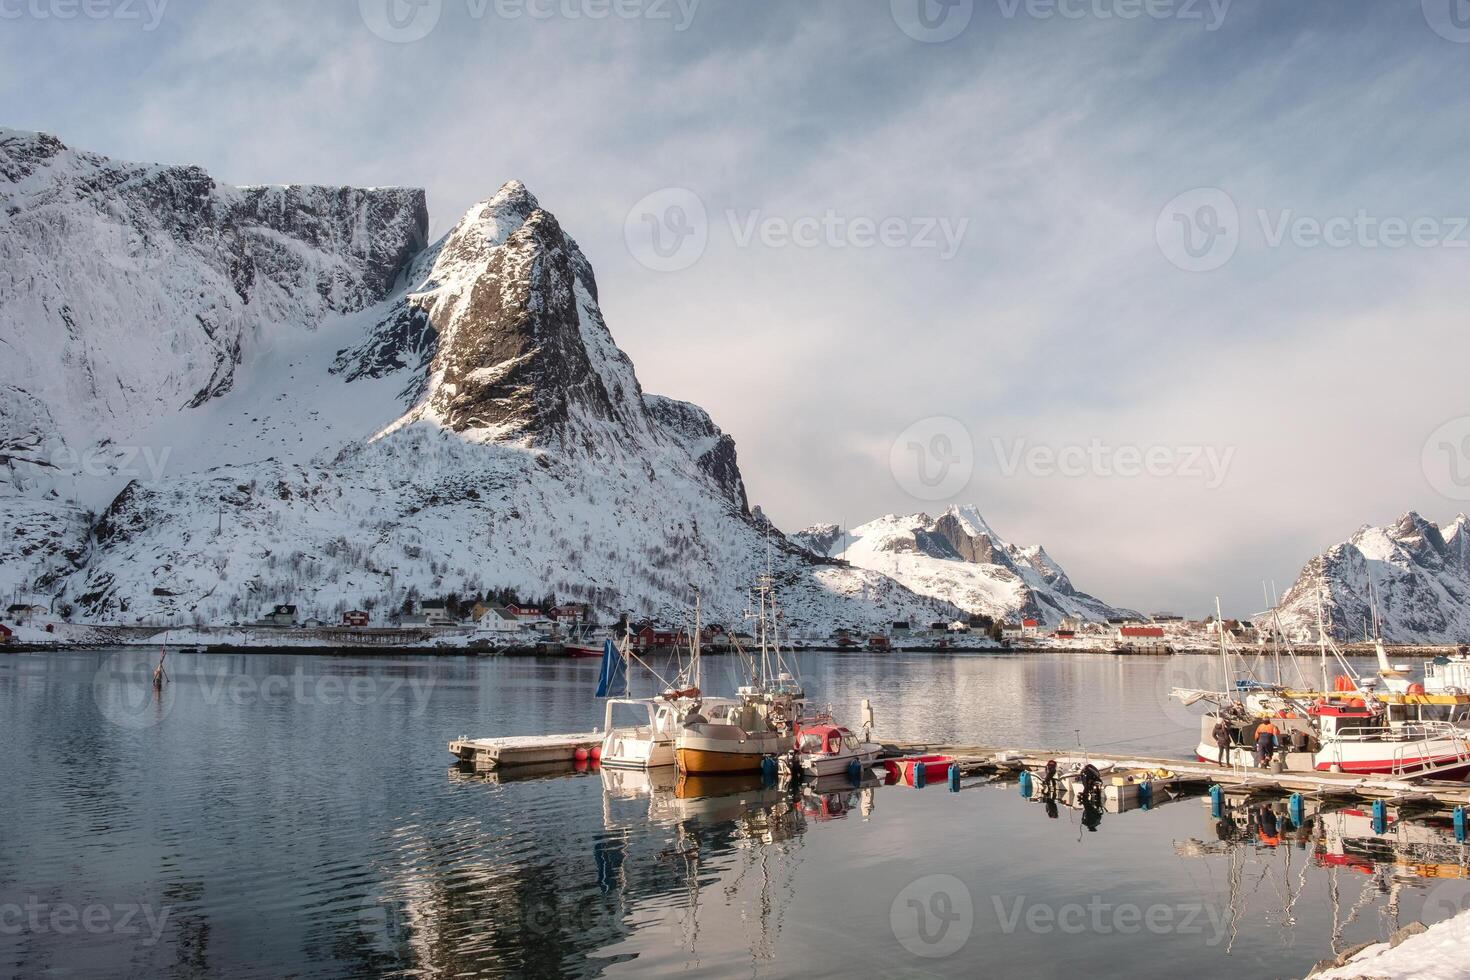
<box><xmin>884</xmin><ymin>741</ymin><xmax>1470</xmax><ymax>811</ymax></box>
<box><xmin>449</xmin><ymin>732</ymin><xmax>601</xmax><ymax>771</ymax></box>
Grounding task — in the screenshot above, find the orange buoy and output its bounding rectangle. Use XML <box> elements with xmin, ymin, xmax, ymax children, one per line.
<box><xmin>589</xmin><ymin>745</ymin><xmax>602</xmax><ymax>762</ymax></box>
<box><xmin>574</xmin><ymin>747</ymin><xmax>590</xmax><ymax>763</ymax></box>
<box><xmin>1408</xmin><ymin>683</ymin><xmax>1426</xmax><ymax>695</ymax></box>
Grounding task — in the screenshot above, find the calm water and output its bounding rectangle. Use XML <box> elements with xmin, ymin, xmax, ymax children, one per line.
<box><xmin>3</xmin><ymin>648</ymin><xmax>1467</xmax><ymax>978</ymax></box>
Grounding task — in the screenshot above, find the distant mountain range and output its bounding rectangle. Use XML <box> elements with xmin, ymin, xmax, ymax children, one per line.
<box><xmin>792</xmin><ymin>506</ymin><xmax>1138</xmax><ymax>627</ymax></box>
<box><xmin>1273</xmin><ymin>511</ymin><xmax>1470</xmax><ymax>645</ymax></box>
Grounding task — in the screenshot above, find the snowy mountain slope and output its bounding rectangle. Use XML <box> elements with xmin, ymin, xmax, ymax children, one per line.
<box><xmin>0</xmin><ymin>130</ymin><xmax>955</xmax><ymax>629</ymax></box>
<box><xmin>0</xmin><ymin>128</ymin><xmax>426</xmax><ymax>493</ymax></box>
<box><xmin>1273</xmin><ymin>512</ymin><xmax>1470</xmax><ymax>644</ymax></box>
<box><xmin>792</xmin><ymin>505</ymin><xmax>1135</xmax><ymax>626</ymax></box>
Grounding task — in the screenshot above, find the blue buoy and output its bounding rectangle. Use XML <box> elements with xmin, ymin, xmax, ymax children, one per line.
<box><xmin>1138</xmin><ymin>780</ymin><xmax>1152</xmax><ymax>810</ymax></box>
<box><xmin>761</xmin><ymin>756</ymin><xmax>778</xmax><ymax>785</ymax></box>
<box><xmin>1372</xmin><ymin>799</ymin><xmax>1387</xmax><ymax>835</ymax></box>
<box><xmin>913</xmin><ymin>761</ymin><xmax>927</xmax><ymax>789</ymax></box>
<box><xmin>1020</xmin><ymin>770</ymin><xmax>1034</xmax><ymax>798</ymax></box>
<box><xmin>1209</xmin><ymin>784</ymin><xmax>1224</xmax><ymax>818</ymax></box>
<box><xmin>1290</xmin><ymin>793</ymin><xmax>1304</xmax><ymax>826</ymax></box>
<box><xmin>847</xmin><ymin>757</ymin><xmax>862</xmax><ymax>784</ymax></box>
<box><xmin>1456</xmin><ymin>807</ymin><xmax>1467</xmax><ymax>844</ymax></box>
<box><xmin>949</xmin><ymin>763</ymin><xmax>961</xmax><ymax>792</ymax></box>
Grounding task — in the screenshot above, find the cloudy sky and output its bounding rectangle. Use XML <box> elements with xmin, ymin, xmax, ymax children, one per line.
<box><xmin>7</xmin><ymin>0</ymin><xmax>1470</xmax><ymax>616</ymax></box>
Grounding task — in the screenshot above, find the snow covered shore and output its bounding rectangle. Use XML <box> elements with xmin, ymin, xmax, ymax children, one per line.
<box><xmin>1308</xmin><ymin>909</ymin><xmax>1470</xmax><ymax>979</ymax></box>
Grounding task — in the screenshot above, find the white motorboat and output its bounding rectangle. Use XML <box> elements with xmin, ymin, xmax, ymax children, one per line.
<box><xmin>790</xmin><ymin>721</ymin><xmax>881</xmax><ymax>778</ymax></box>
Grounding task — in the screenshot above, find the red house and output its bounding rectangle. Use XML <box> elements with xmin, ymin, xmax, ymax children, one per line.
<box><xmin>507</xmin><ymin>605</ymin><xmax>545</xmax><ymax>621</ymax></box>
<box><xmin>635</xmin><ymin>626</ymin><xmax>684</xmax><ymax>650</ymax></box>
<box><xmin>0</xmin><ymin>624</ymin><xmax>12</xmax><ymax>645</ymax></box>
<box><xmin>342</xmin><ymin>611</ymin><xmax>370</xmax><ymax>627</ymax></box>
<box><xmin>1119</xmin><ymin>625</ymin><xmax>1166</xmax><ymax>639</ymax></box>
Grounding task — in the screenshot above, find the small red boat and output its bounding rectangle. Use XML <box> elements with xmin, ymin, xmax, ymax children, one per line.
<box><xmin>881</xmin><ymin>754</ymin><xmax>956</xmax><ymax>786</ymax></box>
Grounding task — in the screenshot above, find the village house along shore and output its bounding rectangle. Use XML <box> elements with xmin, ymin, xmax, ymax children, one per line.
<box><xmin>3</xmin><ymin>599</ymin><xmax>1465</xmax><ymax>659</ymax></box>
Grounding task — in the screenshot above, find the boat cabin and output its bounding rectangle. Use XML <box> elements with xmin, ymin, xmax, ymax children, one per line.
<box><xmin>1308</xmin><ymin>703</ymin><xmax>1383</xmax><ymax>738</ymax></box>
<box><xmin>796</xmin><ymin>724</ymin><xmax>862</xmax><ymax>757</ymax></box>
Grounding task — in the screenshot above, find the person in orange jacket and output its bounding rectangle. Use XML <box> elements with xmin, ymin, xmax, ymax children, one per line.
<box><xmin>1254</xmin><ymin>720</ymin><xmax>1280</xmax><ymax>768</ymax></box>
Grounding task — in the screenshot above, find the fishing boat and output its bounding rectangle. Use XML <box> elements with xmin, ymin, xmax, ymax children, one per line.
<box><xmin>675</xmin><ymin>571</ymin><xmax>806</xmax><ymax>775</ymax></box>
<box><xmin>599</xmin><ymin>594</ymin><xmax>733</xmax><ymax>770</ymax></box>
<box><xmin>1175</xmin><ymin>596</ymin><xmax>1470</xmax><ymax>779</ymax></box>
<box><xmin>565</xmin><ymin>626</ymin><xmax>615</xmax><ymax>658</ymax></box>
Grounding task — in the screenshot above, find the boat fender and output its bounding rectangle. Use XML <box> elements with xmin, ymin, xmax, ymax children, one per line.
<box><xmin>575</xmin><ymin>747</ymin><xmax>590</xmax><ymax>763</ymax></box>
<box><xmin>1019</xmin><ymin>770</ymin><xmax>1034</xmax><ymax>798</ymax></box>
<box><xmin>948</xmin><ymin>763</ymin><xmax>961</xmax><ymax>793</ymax></box>
<box><xmin>913</xmin><ymin>760</ymin><xmax>927</xmax><ymax>789</ymax></box>
<box><xmin>1209</xmin><ymin>784</ymin><xmax>1224</xmax><ymax>818</ymax></box>
<box><xmin>1456</xmin><ymin>807</ymin><xmax>1467</xmax><ymax>844</ymax></box>
<box><xmin>761</xmin><ymin>756</ymin><xmax>778</xmax><ymax>785</ymax></box>
<box><xmin>1372</xmin><ymin>800</ymin><xmax>1387</xmax><ymax>835</ymax></box>
<box><xmin>847</xmin><ymin>757</ymin><xmax>863</xmax><ymax>784</ymax></box>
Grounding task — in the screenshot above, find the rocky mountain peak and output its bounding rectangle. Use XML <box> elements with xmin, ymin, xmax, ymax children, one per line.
<box><xmin>1275</xmin><ymin>511</ymin><xmax>1470</xmax><ymax>643</ymax></box>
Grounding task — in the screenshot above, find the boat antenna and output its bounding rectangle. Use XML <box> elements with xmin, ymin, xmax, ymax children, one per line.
<box><xmin>1215</xmin><ymin>596</ymin><xmax>1233</xmax><ymax>697</ymax></box>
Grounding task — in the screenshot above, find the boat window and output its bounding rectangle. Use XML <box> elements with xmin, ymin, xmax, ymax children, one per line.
<box><xmin>799</xmin><ymin>734</ymin><xmax>825</xmax><ymax>753</ymax></box>
<box><xmin>608</xmin><ymin>703</ymin><xmax>654</xmax><ymax>729</ymax></box>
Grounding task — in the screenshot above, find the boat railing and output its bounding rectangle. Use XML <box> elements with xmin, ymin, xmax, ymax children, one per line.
<box><xmin>1387</xmin><ymin>722</ymin><xmax>1470</xmax><ymax>777</ymax></box>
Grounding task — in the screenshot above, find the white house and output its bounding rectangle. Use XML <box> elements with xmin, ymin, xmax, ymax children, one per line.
<box><xmin>261</xmin><ymin>604</ymin><xmax>298</xmax><ymax>627</ymax></box>
<box><xmin>478</xmin><ymin>607</ymin><xmax>523</xmax><ymax>634</ymax></box>
<box><xmin>6</xmin><ymin>603</ymin><xmax>47</xmax><ymax>624</ymax></box>
<box><xmin>420</xmin><ymin>601</ymin><xmax>458</xmax><ymax>627</ymax></box>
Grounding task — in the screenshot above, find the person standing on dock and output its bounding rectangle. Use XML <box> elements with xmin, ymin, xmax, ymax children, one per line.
<box><xmin>1253</xmin><ymin>720</ymin><xmax>1279</xmax><ymax>769</ymax></box>
<box><xmin>1212</xmin><ymin>717</ymin><xmax>1233</xmax><ymax>766</ymax></box>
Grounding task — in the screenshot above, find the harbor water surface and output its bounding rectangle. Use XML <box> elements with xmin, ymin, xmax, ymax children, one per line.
<box><xmin>3</xmin><ymin>649</ymin><xmax>1467</xmax><ymax>978</ymax></box>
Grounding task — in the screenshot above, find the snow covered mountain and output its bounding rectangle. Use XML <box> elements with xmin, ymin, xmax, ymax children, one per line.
<box><xmin>0</xmin><ymin>129</ymin><xmax>957</xmax><ymax>629</ymax></box>
<box><xmin>1273</xmin><ymin>512</ymin><xmax>1470</xmax><ymax>644</ymax></box>
<box><xmin>792</xmin><ymin>506</ymin><xmax>1136</xmax><ymax>626</ymax></box>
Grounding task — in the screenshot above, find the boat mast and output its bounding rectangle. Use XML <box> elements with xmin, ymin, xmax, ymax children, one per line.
<box><xmin>1216</xmin><ymin>596</ymin><xmax>1233</xmax><ymax>697</ymax></box>
<box><xmin>1316</xmin><ymin>579</ymin><xmax>1329</xmax><ymax>692</ymax></box>
<box><xmin>692</xmin><ymin>588</ymin><xmax>702</xmax><ymax>692</ymax></box>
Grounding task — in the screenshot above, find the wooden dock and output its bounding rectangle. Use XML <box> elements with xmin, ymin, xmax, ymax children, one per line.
<box><xmin>884</xmin><ymin>741</ymin><xmax>1470</xmax><ymax>811</ymax></box>
<box><xmin>449</xmin><ymin>732</ymin><xmax>601</xmax><ymax>771</ymax></box>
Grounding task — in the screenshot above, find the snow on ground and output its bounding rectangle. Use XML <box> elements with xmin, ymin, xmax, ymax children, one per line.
<box><xmin>1311</xmin><ymin>909</ymin><xmax>1470</xmax><ymax>979</ymax></box>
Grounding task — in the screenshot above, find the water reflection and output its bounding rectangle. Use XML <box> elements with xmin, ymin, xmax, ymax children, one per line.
<box><xmin>7</xmin><ymin>649</ymin><xmax>1470</xmax><ymax>979</ymax></box>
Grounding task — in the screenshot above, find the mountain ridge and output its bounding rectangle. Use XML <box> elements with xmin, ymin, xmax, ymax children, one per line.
<box><xmin>0</xmin><ymin>129</ymin><xmax>955</xmax><ymax>630</ymax></box>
